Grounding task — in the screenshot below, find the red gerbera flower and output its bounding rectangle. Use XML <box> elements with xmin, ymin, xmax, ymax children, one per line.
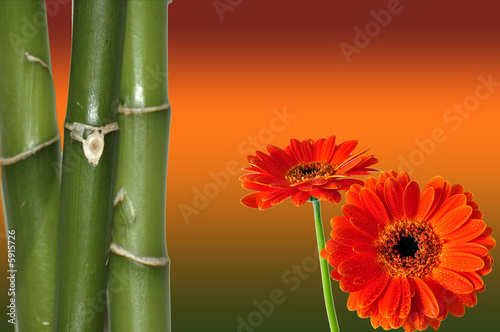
<box><xmin>321</xmin><ymin>170</ymin><xmax>495</xmax><ymax>331</ymax></box>
<box><xmin>240</xmin><ymin>135</ymin><xmax>378</xmax><ymax>209</ymax></box>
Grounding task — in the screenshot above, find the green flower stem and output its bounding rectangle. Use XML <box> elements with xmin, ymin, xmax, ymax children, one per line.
<box><xmin>311</xmin><ymin>198</ymin><xmax>340</xmax><ymax>332</ymax></box>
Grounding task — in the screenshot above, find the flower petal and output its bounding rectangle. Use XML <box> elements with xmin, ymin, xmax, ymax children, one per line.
<box><xmin>427</xmin><ymin>194</ymin><xmax>467</xmax><ymax>224</ymax></box>
<box><xmin>242</xmin><ymin>180</ymin><xmax>272</xmax><ymax>192</ymax></box>
<box><xmin>358</xmin><ymin>272</ymin><xmax>389</xmax><ymax>308</ymax></box>
<box><xmin>432</xmin><ymin>205</ymin><xmax>472</xmax><ymax>236</ymax></box>
<box><xmin>397</xmin><ymin>276</ymin><xmax>412</xmax><ymax>319</ymax></box>
<box><xmin>322</xmin><ymin>180</ymin><xmax>342</xmax><ymax>189</ymax></box>
<box><xmin>423</xmin><ymin>176</ymin><xmax>444</xmax><ymax>192</ymax></box>
<box><xmin>266</xmin><ymin>144</ymin><xmax>296</xmax><ymax>166</ymax></box>
<box><xmin>414</xmin><ymin>278</ymin><xmax>439</xmax><ymax>318</ymax></box>
<box><xmin>254</xmin><ymin>175</ymin><xmax>288</xmax><ymax>187</ymax></box>
<box><xmin>456</xmin><ymin>292</ymin><xmax>477</xmax><ymax>308</ymax></box>
<box><xmin>331</xmin><ymin>215</ymin><xmax>351</xmax><ymax>228</ymax></box>
<box><xmin>455</xmin><ymin>271</ymin><xmax>484</xmax><ymax>291</ymax></box>
<box><xmin>380</xmin><ymin>315</ymin><xmax>392</xmax><ymax>330</ymax></box>
<box><xmin>310</xmin><ymin>178</ymin><xmax>327</xmax><ymax>186</ymax></box>
<box><xmin>429</xmin><ymin>319</ymin><xmax>441</xmax><ymax>330</ymax></box>
<box><xmin>396</xmin><ymin>172</ymin><xmax>411</xmax><ymax>188</ymax></box>
<box><xmin>450</xmin><ymin>183</ymin><xmax>464</xmax><ymax>196</ymax></box>
<box><xmin>365</xmin><ymin>177</ymin><xmax>378</xmax><ymax>191</ymax></box>
<box><xmin>370</xmin><ymin>313</ymin><xmax>381</xmax><ymax>329</ymax></box>
<box><xmin>408</xmin><ymin>277</ymin><xmax>415</xmax><ymax>297</ymax></box>
<box><xmin>323</xmin><ymin>240</ymin><xmax>356</xmax><ymax>267</ymax></box>
<box><xmin>347</xmin><ymin>291</ymin><xmax>360</xmax><ymax>311</ymax></box>
<box><xmin>251</xmin><ymin>153</ymin><xmax>287</xmax><ymax>178</ymax></box>
<box><xmin>358</xmin><ymin>300</ymin><xmax>379</xmax><ymax>318</ymax></box>
<box><xmin>267</xmin><ymin>191</ymin><xmax>294</xmax><ymax>207</ymax></box>
<box><xmin>470</xmin><ymin>209</ymin><xmax>483</xmax><ymax>220</ymax></box>
<box><xmin>290</xmin><ymin>190</ymin><xmax>311</xmax><ymax>206</ymax></box>
<box><xmin>261</xmin><ymin>189</ymin><xmax>288</xmax><ymax>202</ymax></box>
<box><xmin>290</xmin><ymin>138</ymin><xmax>314</xmax><ymax>162</ymax></box>
<box><xmin>379</xmin><ymin>170</ymin><xmax>398</xmax><ymax>182</ymax></box>
<box><xmin>337</xmin><ymin>255</ymin><xmax>379</xmax><ymax>278</ymax></box>
<box><xmin>296</xmin><ymin>182</ymin><xmax>314</xmax><ymax>191</ymax></box>
<box><xmin>374</xmin><ymin>182</ymin><xmax>387</xmax><ymax>212</ymax></box>
<box><xmin>354</xmin><ymin>268</ymin><xmax>382</xmax><ymax>286</ymax></box>
<box><xmin>415</xmin><ymin>187</ymin><xmax>434</xmax><ymax>222</ymax></box>
<box><xmin>320</xmin><ymin>248</ymin><xmax>329</xmax><ymax>260</ymax></box>
<box><xmin>239</xmin><ymin>173</ymin><xmax>261</xmax><ymax>182</ymax></box>
<box><xmin>421</xmin><ymin>276</ymin><xmax>448</xmax><ymax>321</ymax></box>
<box><xmin>447</xmin><ymin>293</ymin><xmax>465</xmax><ymax>317</ymax></box>
<box><xmin>342</xmin><ymin>204</ymin><xmax>379</xmax><ymax>238</ymax></box>
<box><xmin>403</xmin><ymin>313</ymin><xmax>416</xmax><ymax>332</ymax></box>
<box><xmin>477</xmin><ymin>255</ymin><xmax>494</xmax><ymax>276</ymax></box>
<box><xmin>384</xmin><ymin>178</ymin><xmax>405</xmax><ymax>222</ymax></box>
<box><xmin>241</xmin><ymin>192</ymin><xmax>267</xmax><ymax>209</ymax></box>
<box><xmin>330</xmin><ymin>268</ymin><xmax>342</xmax><ymax>280</ymax></box>
<box><xmin>337</xmin><ymin>178</ymin><xmax>364</xmax><ymax>191</ymax></box>
<box><xmin>317</xmin><ymin>135</ymin><xmax>336</xmax><ymax>162</ymax></box>
<box><xmin>325</xmin><ymin>190</ymin><xmax>342</xmax><ymax>204</ymax></box>
<box><xmin>441</xmin><ymin>219</ymin><xmax>486</xmax><ymax>244</ymax></box>
<box><xmin>331</xmin><ymin>226</ymin><xmax>372</xmax><ymax>247</ymax></box>
<box><xmin>353</xmin><ymin>243</ymin><xmax>377</xmax><ymax>255</ymax></box>
<box><xmin>390</xmin><ymin>314</ymin><xmax>405</xmax><ymax>329</ymax></box>
<box><xmin>432</xmin><ymin>268</ymin><xmax>474</xmax><ymax>294</ymax></box>
<box><xmin>378</xmin><ymin>276</ymin><xmax>401</xmax><ymax>318</ymax></box>
<box><xmin>310</xmin><ymin>187</ymin><xmax>336</xmax><ymax>201</ymax></box>
<box><xmin>255</xmin><ymin>151</ymin><xmax>287</xmax><ymax>173</ymax></box>
<box><xmin>440</xmin><ymin>252</ymin><xmax>484</xmax><ymax>272</ymax></box>
<box><xmin>360</xmin><ymin>188</ymin><xmax>390</xmax><ymax>228</ymax></box>
<box><xmin>336</xmin><ymin>156</ymin><xmax>362</xmax><ymax>174</ymax></box>
<box><xmin>403</xmin><ymin>181</ymin><xmax>420</xmax><ymax>221</ymax></box>
<box><xmin>470</xmin><ymin>228</ymin><xmax>496</xmax><ymax>251</ymax></box>
<box><xmin>331</xmin><ymin>140</ymin><xmax>358</xmax><ymax>165</ymax></box>
<box><xmin>477</xmin><ymin>266</ymin><xmax>492</xmax><ymax>277</ymax></box>
<box><xmin>340</xmin><ymin>277</ymin><xmax>366</xmax><ymax>292</ymax></box>
<box><xmin>442</xmin><ymin>243</ymin><xmax>489</xmax><ymax>257</ymax></box>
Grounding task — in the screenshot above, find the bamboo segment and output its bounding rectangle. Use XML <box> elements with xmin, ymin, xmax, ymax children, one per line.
<box><xmin>54</xmin><ymin>1</ymin><xmax>126</xmax><ymax>330</ymax></box>
<box><xmin>0</xmin><ymin>1</ymin><xmax>61</xmax><ymax>331</ymax></box>
<box><xmin>107</xmin><ymin>1</ymin><xmax>171</xmax><ymax>331</ymax></box>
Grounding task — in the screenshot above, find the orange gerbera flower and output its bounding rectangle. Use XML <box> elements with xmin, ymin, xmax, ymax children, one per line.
<box><xmin>240</xmin><ymin>135</ymin><xmax>378</xmax><ymax>209</ymax></box>
<box><xmin>321</xmin><ymin>170</ymin><xmax>495</xmax><ymax>331</ymax></box>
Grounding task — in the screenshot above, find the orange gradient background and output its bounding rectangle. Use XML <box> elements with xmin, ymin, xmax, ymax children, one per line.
<box><xmin>1</xmin><ymin>0</ymin><xmax>499</xmax><ymax>331</ymax></box>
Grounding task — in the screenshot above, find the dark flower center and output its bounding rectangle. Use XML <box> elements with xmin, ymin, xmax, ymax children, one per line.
<box><xmin>394</xmin><ymin>236</ymin><xmax>419</xmax><ymax>258</ymax></box>
<box><xmin>285</xmin><ymin>161</ymin><xmax>336</xmax><ymax>183</ymax></box>
<box><xmin>377</xmin><ymin>220</ymin><xmax>442</xmax><ymax>278</ymax></box>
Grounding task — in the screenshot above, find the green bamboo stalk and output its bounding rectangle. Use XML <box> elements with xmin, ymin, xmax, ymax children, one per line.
<box><xmin>107</xmin><ymin>0</ymin><xmax>172</xmax><ymax>331</ymax></box>
<box><xmin>0</xmin><ymin>1</ymin><xmax>60</xmax><ymax>330</ymax></box>
<box><xmin>54</xmin><ymin>1</ymin><xmax>126</xmax><ymax>330</ymax></box>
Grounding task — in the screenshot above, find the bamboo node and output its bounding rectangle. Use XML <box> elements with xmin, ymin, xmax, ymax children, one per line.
<box><xmin>110</xmin><ymin>243</ymin><xmax>169</xmax><ymax>267</ymax></box>
<box><xmin>25</xmin><ymin>51</ymin><xmax>50</xmax><ymax>70</ymax></box>
<box><xmin>113</xmin><ymin>187</ymin><xmax>136</xmax><ymax>225</ymax></box>
<box><xmin>114</xmin><ymin>187</ymin><xmax>127</xmax><ymax>207</ymax></box>
<box><xmin>117</xmin><ymin>102</ymin><xmax>170</xmax><ymax>115</ymax></box>
<box><xmin>0</xmin><ymin>136</ymin><xmax>60</xmax><ymax>165</ymax></box>
<box><xmin>64</xmin><ymin>122</ymin><xmax>119</xmax><ymax>165</ymax></box>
